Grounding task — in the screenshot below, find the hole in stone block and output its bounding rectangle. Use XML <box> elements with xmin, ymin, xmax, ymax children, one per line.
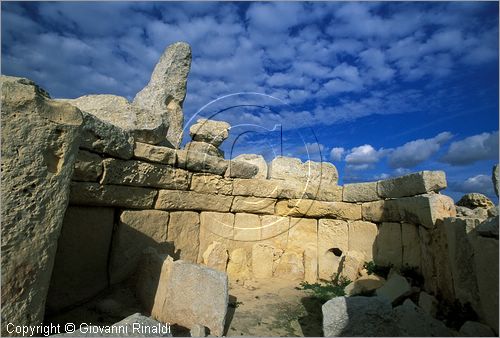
<box><xmin>329</xmin><ymin>248</ymin><xmax>343</xmax><ymax>257</ymax></box>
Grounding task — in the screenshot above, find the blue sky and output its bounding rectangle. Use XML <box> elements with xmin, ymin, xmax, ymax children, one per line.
<box><xmin>2</xmin><ymin>1</ymin><xmax>499</xmax><ymax>201</ymax></box>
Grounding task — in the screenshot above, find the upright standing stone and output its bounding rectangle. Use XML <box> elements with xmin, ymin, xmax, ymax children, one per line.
<box><xmin>189</xmin><ymin>119</ymin><xmax>231</xmax><ymax>147</ymax></box>
<box><xmin>134</xmin><ymin>42</ymin><xmax>192</xmax><ymax>147</ymax></box>
<box><xmin>493</xmin><ymin>164</ymin><xmax>499</xmax><ymax>197</ymax></box>
<box><xmin>1</xmin><ymin>76</ymin><xmax>83</xmax><ymax>334</ymax></box>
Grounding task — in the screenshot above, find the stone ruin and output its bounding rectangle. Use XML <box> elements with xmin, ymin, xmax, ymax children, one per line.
<box><xmin>1</xmin><ymin>42</ymin><xmax>498</xmax><ymax>337</ymax></box>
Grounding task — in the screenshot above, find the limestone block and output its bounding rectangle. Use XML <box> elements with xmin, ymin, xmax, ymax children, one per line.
<box><xmin>202</xmin><ymin>241</ymin><xmax>229</xmax><ymax>273</ymax></box>
<box><xmin>231</xmin><ymin>196</ymin><xmax>276</xmax><ymax>215</ymax></box>
<box><xmin>190</xmin><ymin>174</ymin><xmax>232</xmax><ymax>195</ymax></box>
<box><xmin>233</xmin><ymin>154</ymin><xmax>268</xmax><ymax>179</ymax></box>
<box><xmin>234</xmin><ymin>213</ymin><xmax>261</xmax><ymax>241</ymax></box>
<box><xmin>401</xmin><ymin>223</ymin><xmax>421</xmax><ymax>268</ymax></box>
<box><xmin>377</xmin><ymin>171</ymin><xmax>447</xmax><ymax>198</ymax></box>
<box><xmin>225</xmin><ymin>160</ymin><xmax>259</xmax><ymax>179</ymax></box>
<box><xmin>305</xmin><ymin>160</ymin><xmax>339</xmax><ymax>186</ymax></box>
<box><xmin>418</xmin><ymin>291</ymin><xmax>438</xmax><ymax>318</ymax></box>
<box><xmin>1</xmin><ymin>75</ymin><xmax>83</xmax><ymax>333</ymax></box>
<box><xmin>318</xmin><ymin>219</ymin><xmax>349</xmax><ymax>280</ymax></box>
<box><xmin>252</xmin><ymin>243</ymin><xmax>275</xmax><ymax>278</ymax></box>
<box><xmin>133</xmin><ymin>42</ymin><xmax>192</xmax><ymax>147</ymax></box>
<box><xmin>375</xmin><ymin>273</ymin><xmax>412</xmax><ymax>305</ymax></box>
<box><xmin>348</xmin><ymin>221</ymin><xmax>378</xmax><ymax>261</ymax></box>
<box><xmin>70</xmin><ymin>182</ymin><xmax>157</xmax><ymax>209</ymax></box>
<box><xmin>176</xmin><ymin>149</ymin><xmax>228</xmax><ymax>176</ymax></box>
<box><xmin>46</xmin><ymin>207</ymin><xmax>113</xmax><ymax>313</ymax></box>
<box><xmin>233</xmin><ymin>178</ymin><xmax>282</xmax><ymax>198</ymax></box>
<box><xmin>476</xmin><ymin>216</ymin><xmax>499</xmax><ymax>239</ymax></box>
<box><xmin>79</xmin><ymin>110</ymin><xmax>135</xmax><ymax>160</ymax></box>
<box><xmin>260</xmin><ymin>215</ymin><xmax>290</xmax><ymax>249</ymax></box>
<box><xmin>397</xmin><ymin>193</ymin><xmax>456</xmax><ymax>228</ymax></box>
<box><xmin>457</xmin><ymin>193</ymin><xmax>495</xmax><ymax>209</ymax></box>
<box><xmin>361</xmin><ymin>199</ymin><xmax>400</xmax><ymax>223</ymax></box>
<box><xmin>339</xmin><ymin>251</ymin><xmax>365</xmax><ymax>282</ymax></box>
<box><xmin>275</xmin><ymin>199</ymin><xmax>361</xmax><ymax>220</ymax></box>
<box><xmin>342</xmin><ymin>182</ymin><xmax>380</xmax><ymax>202</ymax></box>
<box><xmin>288</xmin><ymin>217</ymin><xmax>317</xmax><ymax>253</ymax></box>
<box><xmin>304</xmin><ymin>244</ymin><xmax>318</xmax><ymax>283</ymax></box>
<box><xmin>274</xmin><ymin>252</ymin><xmax>304</xmax><ymax>280</ymax></box>
<box><xmin>137</xmin><ymin>249</ymin><xmax>228</xmax><ymax>336</ymax></box>
<box><xmin>109</xmin><ymin>210</ymin><xmax>170</xmax><ymax>284</ymax></box>
<box><xmin>189</xmin><ymin>118</ymin><xmax>230</xmax><ymax>147</ymax></box>
<box><xmin>375</xmin><ymin>222</ymin><xmax>402</xmax><ymax>268</ymax></box>
<box><xmin>278</xmin><ymin>179</ymin><xmax>343</xmax><ymax>202</ymax></box>
<box><xmin>155</xmin><ymin>190</ymin><xmax>233</xmax><ymax>212</ymax></box>
<box><xmin>227</xmin><ymin>248</ymin><xmax>251</xmax><ymax>281</ymax></box>
<box><xmin>101</xmin><ymin>158</ymin><xmax>191</xmax><ymax>190</ymax></box>
<box><xmin>459</xmin><ymin>321</ymin><xmax>496</xmax><ymax>337</ymax></box>
<box><xmin>198</xmin><ymin>212</ymin><xmax>234</xmax><ymax>263</ymax></box>
<box><xmin>344</xmin><ymin>275</ymin><xmax>386</xmax><ymax>296</ymax></box>
<box><xmin>134</xmin><ymin>142</ymin><xmax>176</xmax><ymax>166</ymax></box>
<box><xmin>185</xmin><ymin>141</ymin><xmax>224</xmax><ymax>158</ymax></box>
<box><xmin>418</xmin><ymin>226</ymin><xmax>437</xmax><ymax>294</ymax></box>
<box><xmin>190</xmin><ymin>324</ymin><xmax>207</xmax><ymax>337</ymax></box>
<box><xmin>167</xmin><ymin>211</ymin><xmax>200</xmax><ymax>262</ymax></box>
<box><xmin>73</xmin><ymin>150</ymin><xmax>103</xmax><ymax>181</ymax></box>
<box><xmin>268</xmin><ymin>156</ymin><xmax>305</xmax><ymax>181</ymax></box>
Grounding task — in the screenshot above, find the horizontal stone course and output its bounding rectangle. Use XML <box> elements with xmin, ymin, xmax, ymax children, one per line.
<box><xmin>377</xmin><ymin>171</ymin><xmax>447</xmax><ymax>198</ymax></box>
<box><xmin>191</xmin><ymin>173</ymin><xmax>233</xmax><ymax>195</ymax></box>
<box><xmin>343</xmin><ymin>182</ymin><xmax>380</xmax><ymax>202</ymax></box>
<box><xmin>275</xmin><ymin>199</ymin><xmax>361</xmax><ymax>220</ymax></box>
<box><xmin>155</xmin><ymin>189</ymin><xmax>233</xmax><ymax>212</ymax></box>
<box><xmin>231</xmin><ymin>196</ymin><xmax>276</xmax><ymax>215</ymax></box>
<box><xmin>133</xmin><ymin>141</ymin><xmax>176</xmax><ymax>165</ymax></box>
<box><xmin>73</xmin><ymin>149</ymin><xmax>103</xmax><ymax>182</ymax></box>
<box><xmin>232</xmin><ymin>178</ymin><xmax>282</xmax><ymax>198</ymax></box>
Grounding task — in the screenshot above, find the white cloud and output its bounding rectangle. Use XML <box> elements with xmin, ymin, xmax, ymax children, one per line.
<box><xmin>442</xmin><ymin>131</ymin><xmax>499</xmax><ymax>165</ymax></box>
<box><xmin>330</xmin><ymin>147</ymin><xmax>345</xmax><ymax>162</ymax></box>
<box><xmin>388</xmin><ymin>131</ymin><xmax>453</xmax><ymax>168</ymax></box>
<box><xmin>449</xmin><ymin>174</ymin><xmax>495</xmax><ymax>197</ymax></box>
<box><xmin>345</xmin><ymin>144</ymin><xmax>386</xmax><ymax>170</ymax></box>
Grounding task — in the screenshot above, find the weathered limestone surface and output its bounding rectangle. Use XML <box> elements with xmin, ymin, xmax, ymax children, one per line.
<box><xmin>101</xmin><ymin>159</ymin><xmax>191</xmax><ymax>189</ymax></box>
<box><xmin>344</xmin><ymin>275</ymin><xmax>385</xmax><ymax>296</ymax></box>
<box><xmin>234</xmin><ymin>213</ymin><xmax>261</xmax><ymax>242</ymax></box>
<box><xmin>176</xmin><ymin>149</ymin><xmax>228</xmax><ymax>176</ymax></box>
<box><xmin>361</xmin><ymin>199</ymin><xmax>400</xmax><ymax>223</ymax></box>
<box><xmin>348</xmin><ymin>221</ymin><xmax>378</xmax><ymax>261</ymax></box>
<box><xmin>167</xmin><ymin>211</ymin><xmax>200</xmax><ymax>262</ymax></box>
<box><xmin>70</xmin><ymin>182</ymin><xmax>157</xmax><ymax>209</ymax></box>
<box><xmin>274</xmin><ymin>252</ymin><xmax>304</xmax><ymax>280</ymax></box>
<box><xmin>260</xmin><ymin>215</ymin><xmax>289</xmax><ymax>249</ymax></box>
<box><xmin>134</xmin><ymin>142</ymin><xmax>176</xmax><ymax>166</ymax></box>
<box><xmin>110</xmin><ymin>210</ymin><xmax>170</xmax><ymax>284</ymax></box>
<box><xmin>189</xmin><ymin>119</ymin><xmax>230</xmax><ymax>147</ymax></box>
<box><xmin>401</xmin><ymin>222</ymin><xmax>421</xmax><ymax>268</ymax></box>
<box><xmin>375</xmin><ymin>222</ymin><xmax>402</xmax><ymax>267</ymax></box>
<box><xmin>377</xmin><ymin>171</ymin><xmax>447</xmax><ymax>198</ymax></box>
<box><xmin>288</xmin><ymin>217</ymin><xmax>317</xmax><ymax>253</ymax></box>
<box><xmin>233</xmin><ymin>154</ymin><xmax>267</xmax><ymax>179</ymax></box>
<box><xmin>198</xmin><ymin>212</ymin><xmax>234</xmax><ymax>263</ymax></box>
<box><xmin>202</xmin><ymin>241</ymin><xmax>229</xmax><ymax>272</ymax></box>
<box><xmin>1</xmin><ymin>76</ymin><xmax>83</xmax><ymax>333</ymax></box>
<box><xmin>231</xmin><ymin>196</ymin><xmax>276</xmax><ymax>215</ymax></box>
<box><xmin>476</xmin><ymin>215</ymin><xmax>499</xmax><ymax>239</ymax></box>
<box><xmin>342</xmin><ymin>182</ymin><xmax>379</xmax><ymax>202</ymax></box>
<box><xmin>268</xmin><ymin>156</ymin><xmax>304</xmax><ymax>181</ymax></box>
<box><xmin>225</xmin><ymin>160</ymin><xmax>258</xmax><ymax>179</ymax></box>
<box><xmin>275</xmin><ymin>199</ymin><xmax>361</xmax><ymax>220</ymax></box>
<box><xmin>457</xmin><ymin>193</ymin><xmax>495</xmax><ymax>209</ymax></box>
<box><xmin>190</xmin><ymin>174</ymin><xmax>232</xmax><ymax>195</ymax></box>
<box><xmin>155</xmin><ymin>190</ymin><xmax>233</xmax><ymax>212</ymax></box>
<box><xmin>232</xmin><ymin>178</ymin><xmax>281</xmax><ymax>198</ymax></box>
<box><xmin>304</xmin><ymin>244</ymin><xmax>318</xmax><ymax>283</ymax></box>
<box><xmin>392</xmin><ymin>299</ymin><xmax>452</xmax><ymax>336</ymax></box>
<box><xmin>73</xmin><ymin>150</ymin><xmax>103</xmax><ymax>181</ymax></box>
<box><xmin>397</xmin><ymin>193</ymin><xmax>456</xmax><ymax>228</ymax></box>
<box><xmin>339</xmin><ymin>251</ymin><xmax>365</xmax><ymax>281</ymax></box>
<box><xmin>46</xmin><ymin>207</ymin><xmax>113</xmax><ymax>313</ymax></box>
<box><xmin>252</xmin><ymin>244</ymin><xmax>275</xmax><ymax>278</ymax></box>
<box><xmin>376</xmin><ymin>273</ymin><xmax>411</xmax><ymax>305</ymax></box>
<box><xmin>226</xmin><ymin>248</ymin><xmax>251</xmax><ymax>280</ymax></box>
<box><xmin>185</xmin><ymin>141</ymin><xmax>224</xmax><ymax>158</ymax></box>
<box><xmin>493</xmin><ymin>164</ymin><xmax>499</xmax><ymax>197</ymax></box>
<box><xmin>134</xmin><ymin>42</ymin><xmax>192</xmax><ymax>147</ymax></box>
<box><xmin>318</xmin><ymin>219</ymin><xmax>348</xmax><ymax>280</ymax></box>
<box><xmin>138</xmin><ymin>250</ymin><xmax>228</xmax><ymax>336</ymax></box>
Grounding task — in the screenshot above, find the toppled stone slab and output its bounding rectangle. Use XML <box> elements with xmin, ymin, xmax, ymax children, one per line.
<box><xmin>233</xmin><ymin>154</ymin><xmax>268</xmax><ymax>179</ymax></box>
<box><xmin>176</xmin><ymin>149</ymin><xmax>228</xmax><ymax>176</ymax></box>
<box><xmin>185</xmin><ymin>141</ymin><xmax>224</xmax><ymax>158</ymax></box>
<box><xmin>137</xmin><ymin>249</ymin><xmax>228</xmax><ymax>336</ymax></box>
<box><xmin>344</xmin><ymin>274</ymin><xmax>386</xmax><ymax>296</ymax></box>
<box><xmin>377</xmin><ymin>170</ymin><xmax>447</xmax><ymax>198</ymax></box>
<box><xmin>133</xmin><ymin>42</ymin><xmax>192</xmax><ymax>147</ymax></box>
<box><xmin>397</xmin><ymin>193</ymin><xmax>456</xmax><ymax>228</ymax></box>
<box><xmin>275</xmin><ymin>199</ymin><xmax>361</xmax><ymax>220</ymax></box>
<box><xmin>339</xmin><ymin>251</ymin><xmax>365</xmax><ymax>281</ymax></box>
<box><xmin>70</xmin><ymin>182</ymin><xmax>157</xmax><ymax>209</ymax></box>
<box><xmin>73</xmin><ymin>149</ymin><xmax>103</xmax><ymax>181</ymax></box>
<box><xmin>457</xmin><ymin>193</ymin><xmax>495</xmax><ymax>209</ymax></box>
<box><xmin>456</xmin><ymin>205</ymin><xmax>490</xmax><ymax>221</ymax></box>
<box><xmin>134</xmin><ymin>142</ymin><xmax>176</xmax><ymax>166</ymax></box>
<box><xmin>322</xmin><ymin>296</ymin><xmax>394</xmax><ymax>337</ymax></box>
<box><xmin>459</xmin><ymin>321</ymin><xmax>496</xmax><ymax>337</ymax></box>
<box><xmin>189</xmin><ymin>118</ymin><xmax>230</xmax><ymax>147</ymax></box>
<box><xmin>155</xmin><ymin>190</ymin><xmax>233</xmax><ymax>212</ymax></box>
<box><xmin>231</xmin><ymin>196</ymin><xmax>276</xmax><ymax>215</ymax></box>
<box><xmin>476</xmin><ymin>216</ymin><xmax>499</xmax><ymax>239</ymax></box>
<box><xmin>418</xmin><ymin>291</ymin><xmax>438</xmax><ymax>317</ymax></box>
<box><xmin>375</xmin><ymin>273</ymin><xmax>412</xmax><ymax>305</ymax></box>
<box><xmin>393</xmin><ymin>299</ymin><xmax>453</xmax><ymax>336</ymax></box>
<box><xmin>1</xmin><ymin>76</ymin><xmax>82</xmax><ymax>332</ymax></box>
<box><xmin>101</xmin><ymin>158</ymin><xmax>191</xmax><ymax>190</ymax></box>
<box><xmin>225</xmin><ymin>160</ymin><xmax>258</xmax><ymax>179</ymax></box>
<box><xmin>342</xmin><ymin>182</ymin><xmax>380</xmax><ymax>202</ymax></box>
<box><xmin>190</xmin><ymin>174</ymin><xmax>233</xmax><ymax>195</ymax></box>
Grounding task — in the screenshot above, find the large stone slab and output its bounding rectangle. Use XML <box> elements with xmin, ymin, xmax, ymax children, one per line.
<box><xmin>46</xmin><ymin>207</ymin><xmax>114</xmax><ymax>313</ymax></box>
<box><xmin>339</xmin><ymin>250</ymin><xmax>365</xmax><ymax>281</ymax></box>
<box><xmin>342</xmin><ymin>182</ymin><xmax>380</xmax><ymax>202</ymax></box>
<box><xmin>397</xmin><ymin>193</ymin><xmax>456</xmax><ymax>228</ymax></box>
<box><xmin>198</xmin><ymin>212</ymin><xmax>234</xmax><ymax>263</ymax></box>
<box><xmin>233</xmin><ymin>154</ymin><xmax>268</xmax><ymax>179</ymax></box>
<box><xmin>232</xmin><ymin>178</ymin><xmax>282</xmax><ymax>198</ymax></box>
<box><xmin>176</xmin><ymin>149</ymin><xmax>228</xmax><ymax>176</ymax></box>
<box><xmin>361</xmin><ymin>199</ymin><xmax>400</xmax><ymax>223</ymax></box>
<box><xmin>225</xmin><ymin>160</ymin><xmax>258</xmax><ymax>179</ymax></box>
<box><xmin>185</xmin><ymin>141</ymin><xmax>224</xmax><ymax>158</ymax></box>
<box><xmin>133</xmin><ymin>42</ymin><xmax>192</xmax><ymax>147</ymax></box>
<box><xmin>189</xmin><ymin>119</ymin><xmax>230</xmax><ymax>147</ymax></box>
<box><xmin>70</xmin><ymin>182</ymin><xmax>157</xmax><ymax>209</ymax></box>
<box><xmin>190</xmin><ymin>174</ymin><xmax>232</xmax><ymax>195</ymax></box>
<box><xmin>101</xmin><ymin>158</ymin><xmax>190</xmax><ymax>189</ymax></box>
<box><xmin>318</xmin><ymin>219</ymin><xmax>348</xmax><ymax>280</ymax></box>
<box><xmin>260</xmin><ymin>215</ymin><xmax>290</xmax><ymax>249</ymax></box>
<box><xmin>202</xmin><ymin>241</ymin><xmax>229</xmax><ymax>273</ymax></box>
<box><xmin>167</xmin><ymin>211</ymin><xmax>200</xmax><ymax>262</ymax></box>
<box><xmin>227</xmin><ymin>248</ymin><xmax>251</xmax><ymax>281</ymax></box>
<box><xmin>274</xmin><ymin>251</ymin><xmax>304</xmax><ymax>280</ymax></box>
<box><xmin>134</xmin><ymin>142</ymin><xmax>176</xmax><ymax>166</ymax></box>
<box><xmin>137</xmin><ymin>250</ymin><xmax>228</xmax><ymax>336</ymax></box>
<box><xmin>268</xmin><ymin>157</ymin><xmax>339</xmax><ymax>187</ymax></box>
<box><xmin>392</xmin><ymin>299</ymin><xmax>453</xmax><ymax>336</ymax></box>
<box><xmin>375</xmin><ymin>273</ymin><xmax>411</xmax><ymax>304</ymax></box>
<box><xmin>155</xmin><ymin>190</ymin><xmax>233</xmax><ymax>212</ymax></box>
<box><xmin>109</xmin><ymin>210</ymin><xmax>170</xmax><ymax>284</ymax></box>
<box><xmin>377</xmin><ymin>170</ymin><xmax>447</xmax><ymax>198</ymax></box>
<box><xmin>288</xmin><ymin>217</ymin><xmax>317</xmax><ymax>253</ymax></box>
<box><xmin>231</xmin><ymin>196</ymin><xmax>276</xmax><ymax>215</ymax></box>
<box><xmin>375</xmin><ymin>222</ymin><xmax>402</xmax><ymax>268</ymax></box>
<box><xmin>73</xmin><ymin>150</ymin><xmax>103</xmax><ymax>181</ymax></box>
<box><xmin>457</xmin><ymin>193</ymin><xmax>495</xmax><ymax>209</ymax></box>
<box><xmin>275</xmin><ymin>199</ymin><xmax>361</xmax><ymax>220</ymax></box>
<box><xmin>1</xmin><ymin>76</ymin><xmax>82</xmax><ymax>333</ymax></box>
<box><xmin>348</xmin><ymin>221</ymin><xmax>378</xmax><ymax>261</ymax></box>
<box><xmin>234</xmin><ymin>213</ymin><xmax>261</xmax><ymax>241</ymax></box>
<box><xmin>401</xmin><ymin>222</ymin><xmax>421</xmax><ymax>268</ymax></box>
<box><xmin>252</xmin><ymin>243</ymin><xmax>275</xmax><ymax>278</ymax></box>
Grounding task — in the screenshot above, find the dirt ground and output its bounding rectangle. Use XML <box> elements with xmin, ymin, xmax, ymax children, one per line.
<box><xmin>45</xmin><ymin>278</ymin><xmax>323</xmax><ymax>337</ymax></box>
